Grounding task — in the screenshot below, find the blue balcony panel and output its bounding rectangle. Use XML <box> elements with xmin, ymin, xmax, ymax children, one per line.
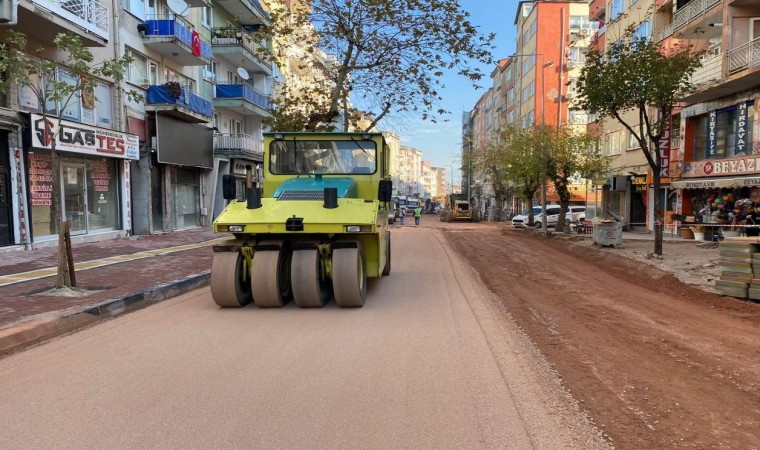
<box><xmin>214</xmin><ymin>84</ymin><xmax>271</xmax><ymax>117</ymax></box>
<box><xmin>146</xmin><ymin>85</ymin><xmax>213</xmax><ymax>123</ymax></box>
<box><xmin>143</xmin><ymin>16</ymin><xmax>212</xmax><ymax>66</ymax></box>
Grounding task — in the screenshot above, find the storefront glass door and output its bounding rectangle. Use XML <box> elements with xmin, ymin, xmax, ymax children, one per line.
<box><xmin>61</xmin><ymin>161</ymin><xmax>87</xmax><ymax>235</ymax></box>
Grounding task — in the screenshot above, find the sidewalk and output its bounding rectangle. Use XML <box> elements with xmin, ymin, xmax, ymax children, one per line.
<box><xmin>0</xmin><ymin>228</ymin><xmax>223</xmax><ymax>357</ymax></box>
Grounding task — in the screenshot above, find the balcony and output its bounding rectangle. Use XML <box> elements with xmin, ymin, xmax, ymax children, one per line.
<box><xmin>214</xmin><ymin>83</ymin><xmax>271</xmax><ymax>117</ymax></box>
<box><xmin>141</xmin><ymin>15</ymin><xmax>212</xmax><ymax>66</ymax></box>
<box><xmin>17</xmin><ymin>0</ymin><xmax>109</xmax><ymax>46</ymax></box>
<box><xmin>728</xmin><ymin>37</ymin><xmax>760</xmax><ymax>74</ymax></box>
<box><xmin>211</xmin><ymin>27</ymin><xmax>273</xmax><ymax>76</ymax></box>
<box><xmin>691</xmin><ymin>50</ymin><xmax>722</xmax><ymax>85</ymax></box>
<box><xmin>145</xmin><ymin>83</ymin><xmax>213</xmax><ymax>123</ymax></box>
<box><xmin>657</xmin><ymin>0</ymin><xmax>722</xmax><ymax>41</ymax></box>
<box><xmin>216</xmin><ymin>0</ymin><xmax>270</xmax><ymax>26</ymax></box>
<box><xmin>213</xmin><ymin>133</ymin><xmax>264</xmax><ymax>161</ymax></box>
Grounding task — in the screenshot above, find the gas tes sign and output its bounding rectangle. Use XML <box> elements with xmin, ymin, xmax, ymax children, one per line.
<box><xmin>30</xmin><ymin>114</ymin><xmax>139</xmax><ymax>160</ymax></box>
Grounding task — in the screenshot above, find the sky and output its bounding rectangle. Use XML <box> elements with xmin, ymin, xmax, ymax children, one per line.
<box><xmin>398</xmin><ymin>0</ymin><xmax>519</xmax><ymax>186</ymax></box>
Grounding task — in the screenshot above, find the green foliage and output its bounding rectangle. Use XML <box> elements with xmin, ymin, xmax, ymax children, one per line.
<box><xmin>575</xmin><ymin>32</ymin><xmax>700</xmax><ymax>169</ymax></box>
<box><xmin>575</xmin><ymin>22</ymin><xmax>701</xmax><ymax>252</ymax></box>
<box><xmin>481</xmin><ymin>124</ymin><xmax>544</xmax><ymax>210</ymax></box>
<box><xmin>264</xmin><ymin>0</ymin><xmax>494</xmax><ymax>131</ymax></box>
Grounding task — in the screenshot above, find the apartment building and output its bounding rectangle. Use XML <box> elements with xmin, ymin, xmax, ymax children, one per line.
<box><xmin>397</xmin><ymin>145</ymin><xmax>423</xmax><ymax>197</ymax></box>
<box><xmin>657</xmin><ymin>0</ymin><xmax>760</xmax><ymax>225</ymax></box>
<box><xmin>0</xmin><ymin>0</ymin><xmax>279</xmax><ymax>249</ymax></box>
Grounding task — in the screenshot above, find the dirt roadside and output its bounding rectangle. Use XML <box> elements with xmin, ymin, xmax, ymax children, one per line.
<box><xmin>440</xmin><ymin>222</ymin><xmax>760</xmax><ymax>449</ymax></box>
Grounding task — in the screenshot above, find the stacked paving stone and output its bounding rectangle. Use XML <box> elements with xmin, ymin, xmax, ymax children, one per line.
<box><xmin>716</xmin><ymin>240</ymin><xmax>758</xmax><ymax>298</ymax></box>
<box><xmin>751</xmin><ymin>254</ymin><xmax>760</xmax><ymax>301</ymax></box>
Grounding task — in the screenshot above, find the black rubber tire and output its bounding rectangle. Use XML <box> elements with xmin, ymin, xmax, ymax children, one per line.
<box><xmin>251</xmin><ymin>241</ymin><xmax>292</xmax><ymax>308</ymax></box>
<box><xmin>291</xmin><ymin>249</ymin><xmax>329</xmax><ymax>308</ymax></box>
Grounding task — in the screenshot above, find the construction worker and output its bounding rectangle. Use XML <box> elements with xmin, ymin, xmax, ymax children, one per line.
<box><xmin>414</xmin><ymin>205</ymin><xmax>422</xmax><ymax>225</ymax></box>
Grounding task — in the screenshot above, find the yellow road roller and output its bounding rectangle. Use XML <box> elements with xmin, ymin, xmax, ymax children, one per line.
<box><xmin>211</xmin><ymin>132</ymin><xmax>393</xmax><ymax>308</ymax></box>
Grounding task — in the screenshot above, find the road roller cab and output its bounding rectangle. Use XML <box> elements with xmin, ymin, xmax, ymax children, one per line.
<box><xmin>211</xmin><ymin>132</ymin><xmax>393</xmax><ymax>309</ymax></box>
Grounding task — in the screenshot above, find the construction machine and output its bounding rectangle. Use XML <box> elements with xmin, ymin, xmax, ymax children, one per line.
<box><xmin>441</xmin><ymin>193</ymin><xmax>474</xmax><ymax>222</ymax></box>
<box><xmin>210</xmin><ymin>132</ymin><xmax>393</xmax><ymax>308</ymax></box>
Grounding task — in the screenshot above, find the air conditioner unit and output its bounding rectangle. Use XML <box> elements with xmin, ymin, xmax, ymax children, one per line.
<box><xmin>580</xmin><ymin>28</ymin><xmax>591</xmax><ymax>36</ymax></box>
<box><xmin>566</xmin><ymin>60</ymin><xmax>577</xmax><ymax>69</ymax></box>
<box><xmin>565</xmin><ymin>91</ymin><xmax>575</xmax><ymax>100</ymax></box>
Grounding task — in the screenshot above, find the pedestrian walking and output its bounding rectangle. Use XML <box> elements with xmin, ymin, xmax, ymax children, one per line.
<box><xmin>414</xmin><ymin>206</ymin><xmax>422</xmax><ymax>225</ymax></box>
<box><xmin>400</xmin><ymin>207</ymin><xmax>406</xmax><ymax>225</ymax></box>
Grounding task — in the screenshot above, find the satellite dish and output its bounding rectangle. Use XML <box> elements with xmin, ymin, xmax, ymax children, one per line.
<box><xmin>166</xmin><ymin>0</ymin><xmax>189</xmax><ymax>16</ymax></box>
<box><xmin>237</xmin><ymin>67</ymin><xmax>250</xmax><ymax>81</ymax></box>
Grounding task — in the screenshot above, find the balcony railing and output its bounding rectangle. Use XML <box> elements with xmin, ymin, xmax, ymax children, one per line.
<box><xmin>728</xmin><ymin>37</ymin><xmax>760</xmax><ymax>74</ymax></box>
<box><xmin>210</xmin><ymin>27</ymin><xmax>272</xmax><ymax>71</ymax></box>
<box><xmin>691</xmin><ymin>50</ymin><xmax>722</xmax><ymax>84</ymax></box>
<box><xmin>215</xmin><ymin>83</ymin><xmax>271</xmax><ymax>110</ymax></box>
<box><xmin>658</xmin><ymin>0</ymin><xmax>721</xmax><ymax>41</ymax></box>
<box><xmin>143</xmin><ymin>14</ymin><xmax>212</xmax><ymax>61</ymax></box>
<box><xmin>146</xmin><ymin>83</ymin><xmax>213</xmax><ymax>119</ymax></box>
<box><xmin>213</xmin><ymin>133</ymin><xmax>264</xmax><ymax>160</ymax></box>
<box><xmin>34</xmin><ymin>0</ymin><xmax>109</xmax><ymax>39</ymax></box>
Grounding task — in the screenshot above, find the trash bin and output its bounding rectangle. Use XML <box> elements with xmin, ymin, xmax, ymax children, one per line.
<box><xmin>593</xmin><ymin>220</ymin><xmax>623</xmax><ymax>248</ymax></box>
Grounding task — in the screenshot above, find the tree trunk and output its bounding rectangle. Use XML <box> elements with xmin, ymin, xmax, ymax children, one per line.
<box><xmin>50</xmin><ymin>139</ymin><xmax>74</xmax><ymax>288</ymax></box>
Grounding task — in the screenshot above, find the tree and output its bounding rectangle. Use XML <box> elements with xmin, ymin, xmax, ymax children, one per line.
<box><xmin>538</xmin><ymin>125</ymin><xmax>606</xmax><ymax>233</ymax></box>
<box><xmin>263</xmin><ymin>0</ymin><xmax>494</xmax><ymax>131</ymax></box>
<box><xmin>0</xmin><ymin>31</ymin><xmax>140</xmax><ymax>288</ymax></box>
<box><xmin>575</xmin><ymin>29</ymin><xmax>701</xmax><ymax>255</ymax></box>
<box><xmin>474</xmin><ymin>124</ymin><xmax>544</xmax><ymax>225</ymax></box>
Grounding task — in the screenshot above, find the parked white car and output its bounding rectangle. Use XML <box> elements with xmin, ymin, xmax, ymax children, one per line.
<box><xmin>534</xmin><ymin>205</ymin><xmax>586</xmax><ymax>229</ymax></box>
<box><xmin>512</xmin><ymin>206</ymin><xmax>545</xmax><ymax>228</ymax></box>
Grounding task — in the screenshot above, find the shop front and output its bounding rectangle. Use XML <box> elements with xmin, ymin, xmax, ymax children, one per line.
<box><xmin>153</xmin><ymin>114</ymin><xmax>213</xmax><ymax>231</ymax></box>
<box><xmin>26</xmin><ymin>114</ymin><xmax>138</xmax><ymax>243</ymax></box>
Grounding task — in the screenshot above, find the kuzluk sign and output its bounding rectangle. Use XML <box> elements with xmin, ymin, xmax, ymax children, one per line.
<box><xmin>31</xmin><ymin>114</ymin><xmax>139</xmax><ymax>160</ymax></box>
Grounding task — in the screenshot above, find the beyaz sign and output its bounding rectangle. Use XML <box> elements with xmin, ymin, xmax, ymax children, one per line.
<box><xmin>30</xmin><ymin>114</ymin><xmax>139</xmax><ymax>160</ymax></box>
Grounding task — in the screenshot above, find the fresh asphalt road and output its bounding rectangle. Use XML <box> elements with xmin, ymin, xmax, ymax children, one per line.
<box><xmin>0</xmin><ymin>224</ymin><xmax>606</xmax><ymax>449</ymax></box>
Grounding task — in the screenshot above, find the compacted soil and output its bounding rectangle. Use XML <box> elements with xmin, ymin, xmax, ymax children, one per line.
<box><xmin>443</xmin><ymin>223</ymin><xmax>760</xmax><ymax>449</ymax></box>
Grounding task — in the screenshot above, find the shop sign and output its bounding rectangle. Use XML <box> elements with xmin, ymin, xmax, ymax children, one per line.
<box><xmin>28</xmin><ymin>152</ymin><xmax>54</xmax><ymax>206</ymax></box>
<box><xmin>707</xmin><ymin>110</ymin><xmax>717</xmax><ymax>158</ymax></box>
<box><xmin>30</xmin><ymin>114</ymin><xmax>139</xmax><ymax>160</ymax></box>
<box><xmin>632</xmin><ymin>175</ymin><xmax>647</xmax><ymax>192</ymax></box>
<box><xmin>681</xmin><ymin>155</ymin><xmax>760</xmax><ymax>178</ymax></box>
<box><xmin>659</xmin><ymin>119</ymin><xmax>670</xmax><ymax>177</ymax></box>
<box><xmin>736</xmin><ymin>102</ymin><xmax>749</xmax><ymax>154</ymax></box>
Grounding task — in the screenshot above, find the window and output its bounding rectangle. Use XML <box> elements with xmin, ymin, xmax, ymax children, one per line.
<box><xmin>568</xmin><ymin>47</ymin><xmax>587</xmax><ymax>64</ymax></box>
<box><xmin>202</xmin><ymin>6</ymin><xmax>213</xmax><ymax>28</ymax></box>
<box><xmin>527</xmin><ymin>110</ymin><xmax>535</xmax><ymax>126</ymax></box>
<box><xmin>58</xmin><ymin>69</ymin><xmax>81</xmax><ymax>122</ymax></box>
<box><xmin>507</xmin><ymin>88</ymin><xmax>515</xmax><ymax>103</ymax></box>
<box><xmin>606</xmin><ymin>130</ymin><xmax>621</xmax><ymax>155</ymax></box>
<box><xmin>634</xmin><ymin>19</ymin><xmax>652</xmax><ymax>42</ymax></box>
<box><xmin>610</xmin><ymin>0</ymin><xmax>624</xmax><ymax>21</ymax></box>
<box><xmin>126</xmin><ymin>49</ymin><xmax>157</xmax><ymax>87</ymax></box>
<box><xmin>570</xmin><ymin>15</ymin><xmax>597</xmax><ymax>30</ymax></box>
<box><xmin>125</xmin><ymin>0</ymin><xmax>146</xmax><ymax>20</ymax></box>
<box><xmin>628</xmin><ymin>129</ymin><xmax>640</xmax><ymax>150</ymax></box>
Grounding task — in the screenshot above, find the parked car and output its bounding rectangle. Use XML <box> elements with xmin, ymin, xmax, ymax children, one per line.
<box><xmin>511</xmin><ymin>206</ymin><xmax>544</xmax><ymax>228</ymax></box>
<box><xmin>567</xmin><ymin>205</ymin><xmax>586</xmax><ymax>223</ymax></box>
<box><xmin>534</xmin><ymin>205</ymin><xmax>587</xmax><ymax>229</ymax></box>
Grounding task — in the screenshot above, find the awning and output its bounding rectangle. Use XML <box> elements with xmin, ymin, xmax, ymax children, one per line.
<box><xmin>671</xmin><ymin>177</ymin><xmax>760</xmax><ymax>189</ymax></box>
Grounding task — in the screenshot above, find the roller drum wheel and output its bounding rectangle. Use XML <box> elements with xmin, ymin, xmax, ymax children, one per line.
<box><xmin>291</xmin><ymin>249</ymin><xmax>329</xmax><ymax>308</ymax></box>
<box><xmin>332</xmin><ymin>247</ymin><xmax>367</xmax><ymax>308</ymax></box>
<box><xmin>210</xmin><ymin>252</ymin><xmax>252</xmax><ymax>308</ymax></box>
<box><xmin>251</xmin><ymin>242</ymin><xmax>292</xmax><ymax>308</ymax></box>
